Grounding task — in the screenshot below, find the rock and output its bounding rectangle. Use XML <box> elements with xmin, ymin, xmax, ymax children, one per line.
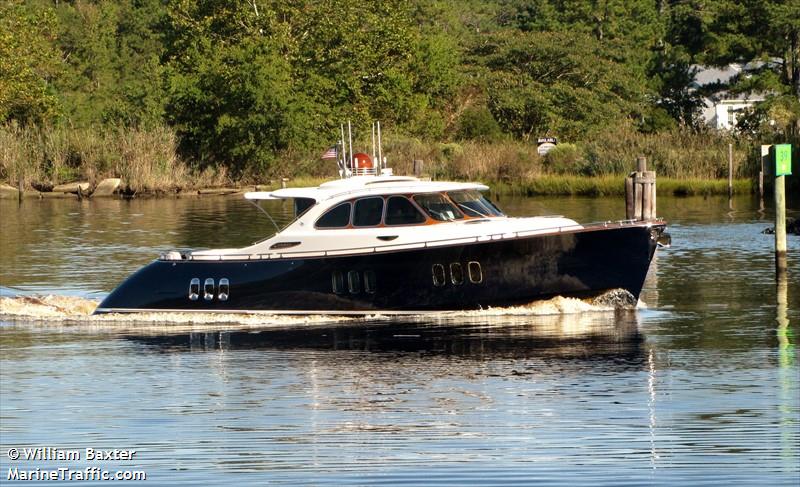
<box><xmin>93</xmin><ymin>178</ymin><xmax>121</xmax><ymax>197</ymax></box>
<box><xmin>0</xmin><ymin>184</ymin><xmax>19</xmax><ymax>199</ymax></box>
<box><xmin>52</xmin><ymin>182</ymin><xmax>91</xmax><ymax>194</ymax></box>
<box><xmin>31</xmin><ymin>182</ymin><xmax>53</xmax><ymax>192</ymax></box>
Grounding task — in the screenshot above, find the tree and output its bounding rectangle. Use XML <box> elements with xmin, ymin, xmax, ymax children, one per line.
<box><xmin>53</xmin><ymin>0</ymin><xmax>167</xmax><ymax>128</ymax></box>
<box><xmin>165</xmin><ymin>0</ymin><xmax>314</xmax><ymax>174</ymax></box>
<box><xmin>0</xmin><ymin>1</ymin><xmax>61</xmax><ymax>125</ymax></box>
<box><xmin>482</xmin><ymin>31</ymin><xmax>647</xmax><ymax>140</ymax></box>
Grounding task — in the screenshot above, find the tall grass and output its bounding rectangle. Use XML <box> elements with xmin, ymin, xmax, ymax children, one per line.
<box><xmin>492</xmin><ymin>176</ymin><xmax>754</xmax><ymax>196</ymax></box>
<box><xmin>0</xmin><ymin>124</ymin><xmax>227</xmax><ymax>193</ymax></box>
<box><xmin>1</xmin><ymin>122</ymin><xmax>771</xmax><ymax>196</ymax></box>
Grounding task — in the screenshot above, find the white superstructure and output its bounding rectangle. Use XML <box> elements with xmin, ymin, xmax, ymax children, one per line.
<box><xmin>187</xmin><ymin>175</ymin><xmax>581</xmax><ymax>261</ymax></box>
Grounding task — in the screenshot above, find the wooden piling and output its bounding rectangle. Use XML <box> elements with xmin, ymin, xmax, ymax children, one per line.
<box><xmin>625</xmin><ymin>156</ymin><xmax>657</xmax><ymax>221</ymax></box>
<box><xmin>17</xmin><ymin>177</ymin><xmax>22</xmax><ymax>204</ymax></box>
<box><xmin>624</xmin><ymin>176</ymin><xmax>634</xmax><ymax>220</ymax></box>
<box><xmin>775</xmin><ymin>171</ymin><xmax>788</xmax><ymax>279</ymax></box>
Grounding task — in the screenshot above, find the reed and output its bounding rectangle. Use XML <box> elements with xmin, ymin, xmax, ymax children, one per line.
<box><xmin>0</xmin><ymin>124</ymin><xmax>227</xmax><ymax>193</ymax></box>
<box><xmin>490</xmin><ymin>176</ymin><xmax>754</xmax><ymax>196</ymax></box>
<box><xmin>0</xmin><ymin>123</ymin><xmax>768</xmax><ymax>196</ymax></box>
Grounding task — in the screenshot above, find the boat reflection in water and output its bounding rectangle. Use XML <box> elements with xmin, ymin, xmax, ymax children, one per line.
<box><xmin>126</xmin><ymin>310</ymin><xmax>644</xmax><ymax>363</ymax></box>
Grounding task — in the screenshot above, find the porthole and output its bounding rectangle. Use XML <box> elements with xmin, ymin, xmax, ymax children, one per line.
<box><xmin>450</xmin><ymin>263</ymin><xmax>464</xmax><ymax>285</ymax></box>
<box><xmin>204</xmin><ymin>278</ymin><xmax>215</xmax><ymax>301</ymax></box>
<box><xmin>468</xmin><ymin>261</ymin><xmax>483</xmax><ymax>283</ymax></box>
<box><xmin>332</xmin><ymin>270</ymin><xmax>345</xmax><ymax>294</ymax></box>
<box><xmin>218</xmin><ymin>278</ymin><xmax>230</xmax><ymax>301</ymax></box>
<box><xmin>432</xmin><ymin>264</ymin><xmax>446</xmax><ymax>287</ymax></box>
<box><xmin>347</xmin><ymin>270</ymin><xmax>361</xmax><ymax>294</ymax></box>
<box><xmin>189</xmin><ymin>278</ymin><xmax>200</xmax><ymax>301</ymax></box>
<box><xmin>364</xmin><ymin>270</ymin><xmax>376</xmax><ymax>294</ymax></box>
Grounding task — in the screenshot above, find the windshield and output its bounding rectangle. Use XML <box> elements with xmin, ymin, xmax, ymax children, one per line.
<box><xmin>250</xmin><ymin>197</ymin><xmax>317</xmax><ymax>243</ymax></box>
<box><xmin>412</xmin><ymin>193</ymin><xmax>464</xmax><ymax>221</ymax></box>
<box><xmin>447</xmin><ymin>190</ymin><xmax>504</xmax><ymax>217</ymax></box>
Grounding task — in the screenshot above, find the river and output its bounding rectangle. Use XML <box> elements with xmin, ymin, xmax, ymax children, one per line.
<box><xmin>0</xmin><ymin>193</ymin><xmax>798</xmax><ymax>485</ymax></box>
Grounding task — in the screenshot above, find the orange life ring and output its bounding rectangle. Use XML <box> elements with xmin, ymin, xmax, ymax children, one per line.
<box><xmin>353</xmin><ymin>152</ymin><xmax>374</xmax><ymax>169</ymax></box>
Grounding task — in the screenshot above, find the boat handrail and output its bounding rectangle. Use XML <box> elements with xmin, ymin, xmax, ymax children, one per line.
<box><xmin>160</xmin><ymin>218</ymin><xmax>662</xmax><ymax>262</ymax></box>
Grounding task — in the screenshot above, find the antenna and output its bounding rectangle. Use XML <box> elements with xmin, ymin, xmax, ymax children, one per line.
<box><xmin>371</xmin><ymin>122</ymin><xmax>376</xmax><ymax>163</ymax></box>
<box><xmin>377</xmin><ymin>121</ymin><xmax>383</xmax><ymax>169</ymax></box>
<box><xmin>347</xmin><ymin>120</ymin><xmax>353</xmax><ymax>172</ymax></box>
<box><xmin>339</xmin><ymin>124</ymin><xmax>346</xmax><ymax>178</ymax></box>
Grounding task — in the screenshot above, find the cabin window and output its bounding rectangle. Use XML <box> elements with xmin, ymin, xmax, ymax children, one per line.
<box><xmin>204</xmin><ymin>278</ymin><xmax>215</xmax><ymax>301</ymax></box>
<box><xmin>364</xmin><ymin>270</ymin><xmax>376</xmax><ymax>294</ymax></box>
<box><xmin>189</xmin><ymin>278</ymin><xmax>200</xmax><ymax>301</ymax></box>
<box><xmin>447</xmin><ymin>190</ymin><xmax>504</xmax><ymax>217</ymax></box>
<box><xmin>316</xmin><ymin>202</ymin><xmax>352</xmax><ymax>228</ymax></box>
<box><xmin>450</xmin><ymin>263</ymin><xmax>464</xmax><ymax>285</ymax></box>
<box><xmin>432</xmin><ymin>264</ymin><xmax>446</xmax><ymax>286</ymax></box>
<box><xmin>468</xmin><ymin>261</ymin><xmax>483</xmax><ymax>283</ymax></box>
<box><xmin>385</xmin><ymin>196</ymin><xmax>426</xmax><ymax>225</ymax></box>
<box><xmin>353</xmin><ymin>197</ymin><xmax>384</xmax><ymax>227</ymax></box>
<box><xmin>218</xmin><ymin>278</ymin><xmax>230</xmax><ymax>301</ymax></box>
<box><xmin>332</xmin><ymin>270</ymin><xmax>345</xmax><ymax>294</ymax></box>
<box><xmin>347</xmin><ymin>270</ymin><xmax>361</xmax><ymax>294</ymax></box>
<box><xmin>293</xmin><ymin>197</ymin><xmax>315</xmax><ymax>217</ymax></box>
<box><xmin>413</xmin><ymin>193</ymin><xmax>463</xmax><ymax>221</ymax></box>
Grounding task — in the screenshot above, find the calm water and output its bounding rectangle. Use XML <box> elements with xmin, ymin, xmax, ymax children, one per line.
<box><xmin>1</xmin><ymin>193</ymin><xmax>799</xmax><ymax>486</ymax></box>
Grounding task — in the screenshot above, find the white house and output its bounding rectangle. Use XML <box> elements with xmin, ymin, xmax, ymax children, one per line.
<box><xmin>692</xmin><ymin>63</ymin><xmax>767</xmax><ymax>130</ymax></box>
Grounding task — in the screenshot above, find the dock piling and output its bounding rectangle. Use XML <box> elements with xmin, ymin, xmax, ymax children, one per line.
<box><xmin>625</xmin><ymin>156</ymin><xmax>657</xmax><ymax>221</ymax></box>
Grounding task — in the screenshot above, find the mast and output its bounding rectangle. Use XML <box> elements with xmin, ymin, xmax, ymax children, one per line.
<box><xmin>371</xmin><ymin>122</ymin><xmax>376</xmax><ymax>164</ymax></box>
<box><xmin>347</xmin><ymin>120</ymin><xmax>353</xmax><ymax>173</ymax></box>
<box><xmin>339</xmin><ymin>124</ymin><xmax>346</xmax><ymax>178</ymax></box>
<box><xmin>377</xmin><ymin>121</ymin><xmax>383</xmax><ymax>170</ymax></box>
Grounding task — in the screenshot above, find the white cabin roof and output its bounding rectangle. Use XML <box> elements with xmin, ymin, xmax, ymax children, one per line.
<box><xmin>244</xmin><ymin>176</ymin><xmax>489</xmax><ymax>202</ymax></box>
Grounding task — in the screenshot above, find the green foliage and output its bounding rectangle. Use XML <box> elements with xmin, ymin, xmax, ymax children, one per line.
<box><xmin>0</xmin><ymin>0</ymin><xmax>796</xmax><ymax>178</ymax></box>
<box><xmin>53</xmin><ymin>0</ymin><xmax>167</xmax><ymax>128</ymax></box>
<box><xmin>0</xmin><ymin>1</ymin><xmax>61</xmax><ymax>125</ymax></box>
<box><xmin>484</xmin><ymin>30</ymin><xmax>646</xmax><ymax>141</ymax></box>
<box><xmin>457</xmin><ymin>106</ymin><xmax>503</xmax><ymax>142</ymax></box>
<box><xmin>544</xmin><ymin>143</ymin><xmax>583</xmax><ymax>174</ymax></box>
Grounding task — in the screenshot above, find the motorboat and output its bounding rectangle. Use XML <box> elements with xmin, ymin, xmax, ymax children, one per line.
<box><xmin>95</xmin><ymin>129</ymin><xmax>668</xmax><ymax>315</ymax></box>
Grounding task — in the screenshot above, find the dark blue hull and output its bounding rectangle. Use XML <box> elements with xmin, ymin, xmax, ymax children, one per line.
<box><xmin>95</xmin><ymin>222</ymin><xmax>665</xmax><ymax>314</ymax></box>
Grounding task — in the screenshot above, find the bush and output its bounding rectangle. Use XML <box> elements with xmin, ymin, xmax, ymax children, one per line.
<box><xmin>543</xmin><ymin>143</ymin><xmax>583</xmax><ymax>174</ymax></box>
<box><xmin>457</xmin><ymin>106</ymin><xmax>503</xmax><ymax>142</ymax></box>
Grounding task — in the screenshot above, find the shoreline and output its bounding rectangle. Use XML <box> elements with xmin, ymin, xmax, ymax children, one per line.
<box><xmin>1</xmin><ymin>176</ymin><xmax>758</xmax><ymax>200</ymax></box>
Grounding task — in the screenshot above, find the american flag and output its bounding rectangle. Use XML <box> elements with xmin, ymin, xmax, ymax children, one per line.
<box><xmin>321</xmin><ymin>145</ymin><xmax>338</xmax><ymax>160</ymax></box>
